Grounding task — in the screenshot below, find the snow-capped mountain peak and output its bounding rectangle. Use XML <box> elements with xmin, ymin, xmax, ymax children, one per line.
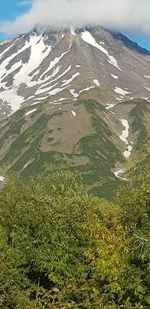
<box><xmin>0</xmin><ymin>26</ymin><xmax>150</xmax><ymax>118</ymax></box>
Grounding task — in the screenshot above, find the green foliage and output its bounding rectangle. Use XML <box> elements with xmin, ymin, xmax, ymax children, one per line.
<box><xmin>0</xmin><ymin>169</ymin><xmax>150</xmax><ymax>308</ymax></box>
<box><xmin>130</xmin><ymin>99</ymin><xmax>149</xmax><ymax>150</ymax></box>
<box><xmin>0</xmin><ymin>99</ymin><xmax>125</xmax><ymax>199</ymax></box>
<box><xmin>1</xmin><ymin>114</ymin><xmax>50</xmax><ymax>165</ymax></box>
<box><xmin>116</xmin><ymin>171</ymin><xmax>150</xmax><ymax>307</ymax></box>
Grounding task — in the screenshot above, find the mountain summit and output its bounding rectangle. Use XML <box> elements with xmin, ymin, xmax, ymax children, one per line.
<box><xmin>0</xmin><ymin>26</ymin><xmax>150</xmax><ymax>118</ymax></box>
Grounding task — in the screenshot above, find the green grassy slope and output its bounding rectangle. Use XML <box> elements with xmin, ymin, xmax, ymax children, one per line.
<box><xmin>0</xmin><ymin>98</ymin><xmax>150</xmax><ymax>198</ymax></box>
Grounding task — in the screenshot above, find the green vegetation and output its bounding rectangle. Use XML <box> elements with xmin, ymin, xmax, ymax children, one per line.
<box><xmin>0</xmin><ymin>99</ymin><xmax>125</xmax><ymax>199</ymax></box>
<box><xmin>74</xmin><ymin>109</ymin><xmax>124</xmax><ymax>198</ymax></box>
<box><xmin>0</xmin><ymin>167</ymin><xmax>150</xmax><ymax>308</ymax></box>
<box><xmin>1</xmin><ymin>114</ymin><xmax>50</xmax><ymax>165</ymax></box>
<box><xmin>1</xmin><ymin>98</ymin><xmax>150</xmax><ymax>199</ymax></box>
<box><xmin>130</xmin><ymin>99</ymin><xmax>149</xmax><ymax>150</ymax></box>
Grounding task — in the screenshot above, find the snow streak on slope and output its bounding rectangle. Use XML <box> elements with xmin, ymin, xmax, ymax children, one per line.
<box><xmin>119</xmin><ymin>119</ymin><xmax>129</xmax><ymax>145</ymax></box>
<box><xmin>70</xmin><ymin>86</ymin><xmax>95</xmax><ymax>98</ymax></box>
<box><xmin>0</xmin><ymin>89</ymin><xmax>24</xmax><ymax>112</ymax></box>
<box><xmin>0</xmin><ymin>39</ymin><xmax>33</xmax><ymax>89</ymax></box>
<box><xmin>35</xmin><ymin>65</ymin><xmax>73</xmax><ymax>96</ymax></box>
<box><xmin>105</xmin><ymin>103</ymin><xmax>115</xmax><ymax>110</ymax></box>
<box><xmin>38</xmin><ymin>65</ymin><xmax>71</xmax><ymax>90</ymax></box>
<box><xmin>114</xmin><ymin>169</ymin><xmax>127</xmax><ymax>181</ymax></box>
<box><xmin>81</xmin><ymin>31</ymin><xmax>121</xmax><ymax>71</ymax></box>
<box><xmin>144</xmin><ymin>86</ymin><xmax>150</xmax><ymax>92</ymax></box>
<box><xmin>0</xmin><ymin>34</ymin><xmax>52</xmax><ymax>112</ymax></box>
<box><xmin>61</xmin><ymin>72</ymin><xmax>80</xmax><ymax>87</ymax></box>
<box><xmin>111</xmin><ymin>74</ymin><xmax>119</xmax><ymax>79</ymax></box>
<box><xmin>119</xmin><ymin>119</ymin><xmax>133</xmax><ymax>158</ymax></box>
<box><xmin>0</xmin><ymin>28</ymin><xmax>149</xmax><ymax>116</ymax></box>
<box><xmin>114</xmin><ymin>87</ymin><xmax>131</xmax><ymax>96</ymax></box>
<box><xmin>40</xmin><ymin>50</ymin><xmax>69</xmax><ymax>80</ymax></box>
<box><xmin>13</xmin><ymin>36</ymin><xmax>52</xmax><ymax>87</ymax></box>
<box><xmin>0</xmin><ymin>34</ymin><xmax>76</xmax><ymax>112</ymax></box>
<box><xmin>93</xmin><ymin>79</ymin><xmax>100</xmax><ymax>86</ymax></box>
<box><xmin>0</xmin><ymin>42</ymin><xmax>14</xmax><ymax>60</ymax></box>
<box><xmin>71</xmin><ymin>110</ymin><xmax>76</xmax><ymax>117</ymax></box>
<box><xmin>25</xmin><ymin>108</ymin><xmax>37</xmax><ymax>116</ymax></box>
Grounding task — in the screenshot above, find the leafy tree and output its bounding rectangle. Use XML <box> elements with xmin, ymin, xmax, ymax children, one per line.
<box><xmin>0</xmin><ymin>169</ymin><xmax>150</xmax><ymax>308</ymax></box>
<box><xmin>116</xmin><ymin>171</ymin><xmax>150</xmax><ymax>307</ymax></box>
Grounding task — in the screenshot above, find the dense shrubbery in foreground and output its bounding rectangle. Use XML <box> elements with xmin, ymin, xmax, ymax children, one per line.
<box><xmin>0</xmin><ymin>170</ymin><xmax>150</xmax><ymax>308</ymax></box>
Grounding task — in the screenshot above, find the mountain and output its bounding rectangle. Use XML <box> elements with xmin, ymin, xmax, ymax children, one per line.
<box><xmin>0</xmin><ymin>26</ymin><xmax>150</xmax><ymax>197</ymax></box>
<box><xmin>0</xmin><ymin>26</ymin><xmax>150</xmax><ymax>118</ymax></box>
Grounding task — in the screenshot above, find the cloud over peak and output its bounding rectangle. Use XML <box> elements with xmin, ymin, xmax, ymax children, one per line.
<box><xmin>0</xmin><ymin>0</ymin><xmax>150</xmax><ymax>36</ymax></box>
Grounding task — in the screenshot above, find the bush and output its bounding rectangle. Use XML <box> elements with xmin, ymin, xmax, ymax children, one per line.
<box><xmin>0</xmin><ymin>169</ymin><xmax>150</xmax><ymax>308</ymax></box>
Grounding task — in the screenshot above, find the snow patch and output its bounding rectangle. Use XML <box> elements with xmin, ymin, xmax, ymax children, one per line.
<box><xmin>120</xmin><ymin>119</ymin><xmax>129</xmax><ymax>145</ymax></box>
<box><xmin>124</xmin><ymin>145</ymin><xmax>133</xmax><ymax>158</ymax></box>
<box><xmin>48</xmin><ymin>86</ymin><xmax>70</xmax><ymax>96</ymax></box>
<box><xmin>93</xmin><ymin>79</ymin><xmax>100</xmax><ymax>86</ymax></box>
<box><xmin>0</xmin><ymin>34</ymin><xmax>53</xmax><ymax>112</ymax></box>
<box><xmin>70</xmin><ymin>86</ymin><xmax>95</xmax><ymax>98</ymax></box>
<box><xmin>0</xmin><ymin>42</ymin><xmax>14</xmax><ymax>60</ymax></box>
<box><xmin>70</xmin><ymin>89</ymin><xmax>78</xmax><ymax>98</ymax></box>
<box><xmin>39</xmin><ymin>65</ymin><xmax>71</xmax><ymax>90</ymax></box>
<box><xmin>13</xmin><ymin>36</ymin><xmax>52</xmax><ymax>88</ymax></box>
<box><xmin>40</xmin><ymin>50</ymin><xmax>69</xmax><ymax>80</ymax></box>
<box><xmin>81</xmin><ymin>31</ymin><xmax>121</xmax><ymax>71</ymax></box>
<box><xmin>114</xmin><ymin>87</ymin><xmax>131</xmax><ymax>96</ymax></box>
<box><xmin>144</xmin><ymin>86</ymin><xmax>150</xmax><ymax>92</ymax></box>
<box><xmin>107</xmin><ymin>56</ymin><xmax>121</xmax><ymax>71</ymax></box>
<box><xmin>58</xmin><ymin>98</ymin><xmax>68</xmax><ymax>101</ymax></box>
<box><xmin>119</xmin><ymin>119</ymin><xmax>133</xmax><ymax>158</ymax></box>
<box><xmin>25</xmin><ymin>108</ymin><xmax>37</xmax><ymax>116</ymax></box>
<box><xmin>71</xmin><ymin>111</ymin><xmax>76</xmax><ymax>117</ymax></box>
<box><xmin>80</xmin><ymin>86</ymin><xmax>95</xmax><ymax>93</ymax></box>
<box><xmin>114</xmin><ymin>169</ymin><xmax>127</xmax><ymax>181</ymax></box>
<box><xmin>105</xmin><ymin>104</ymin><xmax>115</xmax><ymax>110</ymax></box>
<box><xmin>111</xmin><ymin>74</ymin><xmax>119</xmax><ymax>80</ymax></box>
<box><xmin>0</xmin><ymin>89</ymin><xmax>24</xmax><ymax>113</ymax></box>
<box><xmin>61</xmin><ymin>72</ymin><xmax>80</xmax><ymax>87</ymax></box>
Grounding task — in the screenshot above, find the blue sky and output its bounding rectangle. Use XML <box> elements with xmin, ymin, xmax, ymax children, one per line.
<box><xmin>125</xmin><ymin>32</ymin><xmax>150</xmax><ymax>52</ymax></box>
<box><xmin>0</xmin><ymin>0</ymin><xmax>31</xmax><ymax>39</ymax></box>
<box><xmin>0</xmin><ymin>0</ymin><xmax>31</xmax><ymax>25</ymax></box>
<box><xmin>0</xmin><ymin>0</ymin><xmax>150</xmax><ymax>51</ymax></box>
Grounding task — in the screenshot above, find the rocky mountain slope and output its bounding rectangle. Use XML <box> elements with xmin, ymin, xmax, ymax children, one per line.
<box><xmin>0</xmin><ymin>26</ymin><xmax>150</xmax><ymax>197</ymax></box>
<box><xmin>0</xmin><ymin>26</ymin><xmax>150</xmax><ymax>118</ymax></box>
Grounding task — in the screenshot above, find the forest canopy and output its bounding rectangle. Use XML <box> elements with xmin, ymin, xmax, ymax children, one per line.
<box><xmin>0</xmin><ymin>169</ymin><xmax>150</xmax><ymax>308</ymax></box>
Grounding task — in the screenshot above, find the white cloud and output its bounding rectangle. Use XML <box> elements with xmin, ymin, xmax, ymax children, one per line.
<box><xmin>0</xmin><ymin>0</ymin><xmax>150</xmax><ymax>36</ymax></box>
